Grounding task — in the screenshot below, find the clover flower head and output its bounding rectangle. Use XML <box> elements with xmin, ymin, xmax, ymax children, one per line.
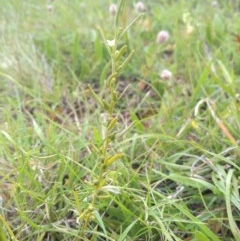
<box><xmin>156</xmin><ymin>30</ymin><xmax>170</xmax><ymax>44</ymax></box>
<box><xmin>211</xmin><ymin>1</ymin><xmax>219</xmax><ymax>8</ymax></box>
<box><xmin>109</xmin><ymin>3</ymin><xmax>117</xmax><ymax>16</ymax></box>
<box><xmin>46</xmin><ymin>5</ymin><xmax>53</xmax><ymax>11</ymax></box>
<box><xmin>135</xmin><ymin>1</ymin><xmax>146</xmax><ymax>12</ymax></box>
<box><xmin>160</xmin><ymin>69</ymin><xmax>172</xmax><ymax>80</ymax></box>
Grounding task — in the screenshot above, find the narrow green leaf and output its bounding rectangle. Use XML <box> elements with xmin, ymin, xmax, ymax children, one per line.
<box><xmin>225</xmin><ymin>169</ymin><xmax>240</xmax><ymax>240</ymax></box>
<box><xmin>0</xmin><ymin>131</ymin><xmax>16</xmax><ymax>146</ymax></box>
<box><xmin>117</xmin><ymin>50</ymin><xmax>134</xmax><ymax>72</ymax></box>
<box><xmin>173</xmin><ymin>203</ymin><xmax>221</xmax><ymax>241</ymax></box>
<box><xmin>32</xmin><ymin>118</ymin><xmax>45</xmax><ymax>141</ymax></box>
<box><xmin>119</xmin><ymin>13</ymin><xmax>144</xmax><ymax>37</ymax></box>
<box><xmin>107</xmin><ymin>117</ymin><xmax>118</xmax><ymax>130</ymax></box>
<box><xmin>217</xmin><ymin>60</ymin><xmax>233</xmax><ymax>84</ymax></box>
<box><xmin>116</xmin><ymin>120</ymin><xmax>137</xmax><ymax>138</ymax></box>
<box><xmin>94</xmin><ymin>210</ymin><xmax>108</xmax><ymax>238</ymax></box>
<box><xmin>115</xmin><ymin>0</ymin><xmax>127</xmax><ymax>28</ymax></box>
<box><xmin>195</xmin><ymin>230</ymin><xmax>211</xmax><ymax>241</ymax></box>
<box><xmin>114</xmin><ymin>44</ymin><xmax>127</xmax><ymax>62</ymax></box>
<box><xmin>104</xmin><ymin>153</ymin><xmax>124</xmax><ymax>166</ymax></box>
<box><xmin>130</xmin><ymin>112</ymin><xmax>145</xmax><ymax>132</ymax></box>
<box><xmin>0</xmin><ymin>214</ymin><xmax>18</xmax><ymax>241</ymax></box>
<box><xmin>88</xmin><ymin>84</ymin><xmax>105</xmax><ymax>108</ymax></box>
<box><xmin>118</xmin><ymin>219</ymin><xmax>138</xmax><ymax>241</ymax></box>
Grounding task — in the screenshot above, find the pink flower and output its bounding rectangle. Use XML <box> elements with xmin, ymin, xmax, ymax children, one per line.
<box><xmin>109</xmin><ymin>3</ymin><xmax>117</xmax><ymax>16</ymax></box>
<box><xmin>135</xmin><ymin>1</ymin><xmax>146</xmax><ymax>12</ymax></box>
<box><xmin>160</xmin><ymin>69</ymin><xmax>172</xmax><ymax>80</ymax></box>
<box><xmin>156</xmin><ymin>30</ymin><xmax>170</xmax><ymax>44</ymax></box>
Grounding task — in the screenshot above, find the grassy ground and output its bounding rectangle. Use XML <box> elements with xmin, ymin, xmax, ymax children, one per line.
<box><xmin>0</xmin><ymin>0</ymin><xmax>240</xmax><ymax>240</ymax></box>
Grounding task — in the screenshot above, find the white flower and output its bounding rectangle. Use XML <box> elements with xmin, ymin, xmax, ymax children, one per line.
<box><xmin>156</xmin><ymin>30</ymin><xmax>170</xmax><ymax>44</ymax></box>
<box><xmin>109</xmin><ymin>3</ymin><xmax>117</xmax><ymax>15</ymax></box>
<box><xmin>160</xmin><ymin>69</ymin><xmax>172</xmax><ymax>80</ymax></box>
<box><xmin>107</xmin><ymin>39</ymin><xmax>115</xmax><ymax>47</ymax></box>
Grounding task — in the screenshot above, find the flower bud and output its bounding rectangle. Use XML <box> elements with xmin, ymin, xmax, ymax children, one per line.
<box><xmin>156</xmin><ymin>30</ymin><xmax>170</xmax><ymax>44</ymax></box>
<box><xmin>160</xmin><ymin>69</ymin><xmax>172</xmax><ymax>80</ymax></box>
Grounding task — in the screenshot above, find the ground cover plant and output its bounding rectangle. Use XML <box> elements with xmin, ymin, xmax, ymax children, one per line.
<box><xmin>0</xmin><ymin>0</ymin><xmax>240</xmax><ymax>240</ymax></box>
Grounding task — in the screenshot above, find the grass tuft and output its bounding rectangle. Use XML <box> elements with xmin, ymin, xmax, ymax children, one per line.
<box><xmin>0</xmin><ymin>0</ymin><xmax>240</xmax><ymax>240</ymax></box>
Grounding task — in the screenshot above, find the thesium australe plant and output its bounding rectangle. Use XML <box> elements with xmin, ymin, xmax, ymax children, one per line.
<box><xmin>74</xmin><ymin>0</ymin><xmax>143</xmax><ymax>238</ymax></box>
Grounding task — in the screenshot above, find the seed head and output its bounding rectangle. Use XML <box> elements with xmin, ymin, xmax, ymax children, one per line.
<box><xmin>156</xmin><ymin>30</ymin><xmax>170</xmax><ymax>44</ymax></box>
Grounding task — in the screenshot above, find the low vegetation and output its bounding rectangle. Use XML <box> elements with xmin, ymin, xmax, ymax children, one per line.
<box><xmin>0</xmin><ymin>0</ymin><xmax>239</xmax><ymax>240</ymax></box>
